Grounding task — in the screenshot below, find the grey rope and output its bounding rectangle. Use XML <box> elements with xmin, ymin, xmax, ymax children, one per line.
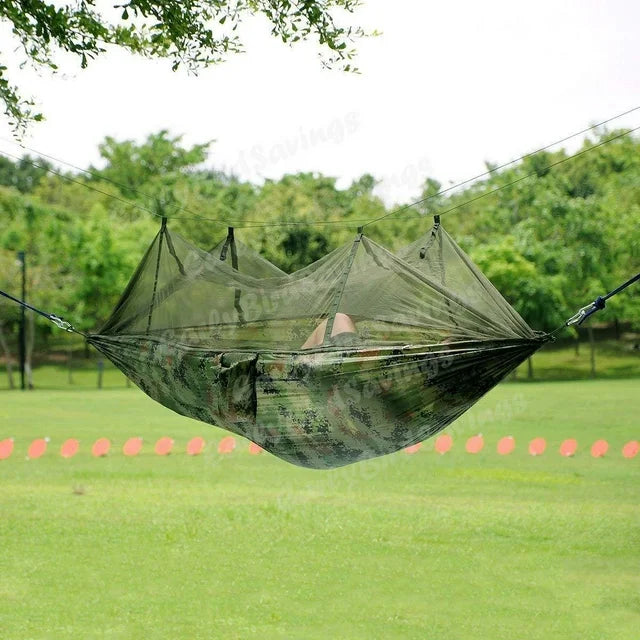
<box><xmin>550</xmin><ymin>270</ymin><xmax>640</xmax><ymax>336</ymax></box>
<box><xmin>0</xmin><ymin>288</ymin><xmax>85</xmax><ymax>336</ymax></box>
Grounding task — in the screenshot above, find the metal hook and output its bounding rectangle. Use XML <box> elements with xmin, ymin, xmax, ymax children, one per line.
<box><xmin>49</xmin><ymin>314</ymin><xmax>73</xmax><ymax>332</ymax></box>
<box><xmin>565</xmin><ymin>297</ymin><xmax>606</xmax><ymax>327</ymax></box>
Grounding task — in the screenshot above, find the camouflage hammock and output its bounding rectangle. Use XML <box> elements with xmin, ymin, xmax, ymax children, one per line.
<box><xmin>87</xmin><ymin>219</ymin><xmax>549</xmax><ymax>469</ymax></box>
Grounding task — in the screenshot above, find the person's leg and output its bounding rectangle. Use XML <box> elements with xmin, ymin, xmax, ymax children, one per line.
<box><xmin>301</xmin><ymin>313</ymin><xmax>356</xmax><ymax>349</ymax></box>
<box><xmin>301</xmin><ymin>318</ymin><xmax>328</xmax><ymax>349</ymax></box>
<box><xmin>331</xmin><ymin>313</ymin><xmax>356</xmax><ymax>336</ymax></box>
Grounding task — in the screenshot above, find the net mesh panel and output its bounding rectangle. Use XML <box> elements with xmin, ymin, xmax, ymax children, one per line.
<box><xmin>397</xmin><ymin>224</ymin><xmax>529</xmax><ymax>337</ymax></box>
<box><xmin>88</xmin><ymin>221</ymin><xmax>547</xmax><ymax>469</ymax></box>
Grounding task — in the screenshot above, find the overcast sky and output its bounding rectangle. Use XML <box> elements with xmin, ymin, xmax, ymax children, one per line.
<box><xmin>1</xmin><ymin>0</ymin><xmax>639</xmax><ymax>205</ymax></box>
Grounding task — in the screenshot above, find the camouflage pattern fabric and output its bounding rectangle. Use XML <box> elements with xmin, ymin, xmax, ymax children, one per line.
<box><xmin>88</xmin><ymin>334</ymin><xmax>546</xmax><ymax>469</ymax></box>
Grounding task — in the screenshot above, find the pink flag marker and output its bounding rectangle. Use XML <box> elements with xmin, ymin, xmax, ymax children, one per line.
<box><xmin>591</xmin><ymin>439</ymin><xmax>609</xmax><ymax>458</ymax></box>
<box><xmin>529</xmin><ymin>437</ymin><xmax>547</xmax><ymax>456</ymax></box>
<box><xmin>60</xmin><ymin>439</ymin><xmax>79</xmax><ymax>458</ymax></box>
<box><xmin>559</xmin><ymin>439</ymin><xmax>578</xmax><ymax>457</ymax></box>
<box><xmin>218</xmin><ymin>436</ymin><xmax>236</xmax><ymax>454</ymax></box>
<box><xmin>92</xmin><ymin>438</ymin><xmax>111</xmax><ymax>457</ymax></box>
<box><xmin>434</xmin><ymin>433</ymin><xmax>453</xmax><ymax>454</ymax></box>
<box><xmin>187</xmin><ymin>437</ymin><xmax>205</xmax><ymax>456</ymax></box>
<box><xmin>497</xmin><ymin>436</ymin><xmax>515</xmax><ymax>455</ymax></box>
<box><xmin>154</xmin><ymin>437</ymin><xmax>174</xmax><ymax>456</ymax></box>
<box><xmin>123</xmin><ymin>437</ymin><xmax>143</xmax><ymax>457</ymax></box>
<box><xmin>28</xmin><ymin>438</ymin><xmax>47</xmax><ymax>459</ymax></box>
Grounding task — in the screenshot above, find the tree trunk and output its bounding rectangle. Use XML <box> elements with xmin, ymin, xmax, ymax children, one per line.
<box><xmin>574</xmin><ymin>337</ymin><xmax>580</xmax><ymax>356</ymax></box>
<box><xmin>588</xmin><ymin>326</ymin><xmax>596</xmax><ymax>378</ymax></box>
<box><xmin>97</xmin><ymin>359</ymin><xmax>104</xmax><ymax>389</ymax></box>
<box><xmin>0</xmin><ymin>323</ymin><xmax>15</xmax><ymax>389</ymax></box>
<box><xmin>527</xmin><ymin>357</ymin><xmax>533</xmax><ymax>380</ymax></box>
<box><xmin>67</xmin><ymin>347</ymin><xmax>73</xmax><ymax>385</ymax></box>
<box><xmin>25</xmin><ymin>312</ymin><xmax>35</xmax><ymax>389</ymax></box>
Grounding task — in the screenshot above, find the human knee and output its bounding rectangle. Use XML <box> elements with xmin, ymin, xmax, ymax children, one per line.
<box><xmin>332</xmin><ymin>313</ymin><xmax>356</xmax><ymax>335</ymax></box>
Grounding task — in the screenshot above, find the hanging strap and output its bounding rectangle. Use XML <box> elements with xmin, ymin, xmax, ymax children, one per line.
<box><xmin>419</xmin><ymin>215</ymin><xmax>440</xmax><ymax>259</ymax></box>
<box><xmin>552</xmin><ymin>270</ymin><xmax>640</xmax><ymax>335</ymax></box>
<box><xmin>0</xmin><ymin>288</ymin><xmax>85</xmax><ymax>336</ymax></box>
<box><xmin>219</xmin><ymin>226</ymin><xmax>234</xmax><ymax>261</ymax></box>
<box><xmin>219</xmin><ymin>227</ymin><xmax>245</xmax><ymax>324</ymax></box>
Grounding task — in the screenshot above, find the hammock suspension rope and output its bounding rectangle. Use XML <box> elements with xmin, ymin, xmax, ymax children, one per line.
<box><xmin>0</xmin><ymin>288</ymin><xmax>84</xmax><ymax>336</ymax></box>
<box><xmin>559</xmin><ymin>271</ymin><xmax>640</xmax><ymax>331</ymax></box>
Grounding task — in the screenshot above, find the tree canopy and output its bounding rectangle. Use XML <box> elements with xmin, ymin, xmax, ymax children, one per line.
<box><xmin>1</xmin><ymin>0</ymin><xmax>367</xmax><ymax>133</ymax></box>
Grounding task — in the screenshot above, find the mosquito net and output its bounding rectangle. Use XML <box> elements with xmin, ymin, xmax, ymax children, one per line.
<box><xmin>88</xmin><ymin>220</ymin><xmax>548</xmax><ymax>469</ymax></box>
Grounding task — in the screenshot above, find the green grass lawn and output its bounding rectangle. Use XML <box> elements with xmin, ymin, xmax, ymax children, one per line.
<box><xmin>514</xmin><ymin>341</ymin><xmax>640</xmax><ymax>380</ymax></box>
<box><xmin>1</xmin><ymin>379</ymin><xmax>639</xmax><ymax>640</ymax></box>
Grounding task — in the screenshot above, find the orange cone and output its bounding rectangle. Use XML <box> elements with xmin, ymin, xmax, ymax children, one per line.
<box><xmin>622</xmin><ymin>441</ymin><xmax>639</xmax><ymax>459</ymax></box>
<box><xmin>123</xmin><ymin>437</ymin><xmax>143</xmax><ymax>456</ymax></box>
<box><xmin>218</xmin><ymin>436</ymin><xmax>236</xmax><ymax>454</ymax></box>
<box><xmin>435</xmin><ymin>433</ymin><xmax>453</xmax><ymax>454</ymax></box>
<box><xmin>154</xmin><ymin>437</ymin><xmax>174</xmax><ymax>456</ymax></box>
<box><xmin>497</xmin><ymin>436</ymin><xmax>515</xmax><ymax>455</ymax></box>
<box><xmin>465</xmin><ymin>434</ymin><xmax>484</xmax><ymax>454</ymax></box>
<box><xmin>559</xmin><ymin>439</ymin><xmax>577</xmax><ymax>457</ymax></box>
<box><xmin>60</xmin><ymin>439</ymin><xmax>79</xmax><ymax>458</ymax></box>
<box><xmin>0</xmin><ymin>438</ymin><xmax>14</xmax><ymax>460</ymax></box>
<box><xmin>28</xmin><ymin>438</ymin><xmax>47</xmax><ymax>459</ymax></box>
<box><xmin>590</xmin><ymin>440</ymin><xmax>608</xmax><ymax>458</ymax></box>
<box><xmin>528</xmin><ymin>437</ymin><xmax>547</xmax><ymax>456</ymax></box>
<box><xmin>91</xmin><ymin>438</ymin><xmax>111</xmax><ymax>457</ymax></box>
<box><xmin>187</xmin><ymin>437</ymin><xmax>205</xmax><ymax>456</ymax></box>
<box><xmin>248</xmin><ymin>442</ymin><xmax>263</xmax><ymax>456</ymax></box>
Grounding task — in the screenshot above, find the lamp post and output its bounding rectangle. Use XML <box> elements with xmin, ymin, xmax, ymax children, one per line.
<box><xmin>16</xmin><ymin>250</ymin><xmax>26</xmax><ymax>391</ymax></box>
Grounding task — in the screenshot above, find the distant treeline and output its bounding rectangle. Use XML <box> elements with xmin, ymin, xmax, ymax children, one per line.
<box><xmin>1</xmin><ymin>128</ymin><xmax>638</xmax><ymax>351</ymax></box>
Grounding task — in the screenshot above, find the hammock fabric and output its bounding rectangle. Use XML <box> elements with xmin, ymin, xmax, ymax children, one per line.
<box><xmin>87</xmin><ymin>220</ymin><xmax>548</xmax><ymax>469</ymax></box>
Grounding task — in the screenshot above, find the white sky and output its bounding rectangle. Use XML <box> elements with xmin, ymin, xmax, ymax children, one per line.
<box><xmin>1</xmin><ymin>0</ymin><xmax>639</xmax><ymax>205</ymax></box>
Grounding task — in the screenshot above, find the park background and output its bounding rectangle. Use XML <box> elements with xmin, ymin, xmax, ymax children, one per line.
<box><xmin>0</xmin><ymin>128</ymin><xmax>638</xmax><ymax>640</ymax></box>
<box><xmin>0</xmin><ymin>1</ymin><xmax>639</xmax><ymax>639</ymax></box>
<box><xmin>1</xmin><ymin>127</ymin><xmax>639</xmax><ymax>388</ymax></box>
